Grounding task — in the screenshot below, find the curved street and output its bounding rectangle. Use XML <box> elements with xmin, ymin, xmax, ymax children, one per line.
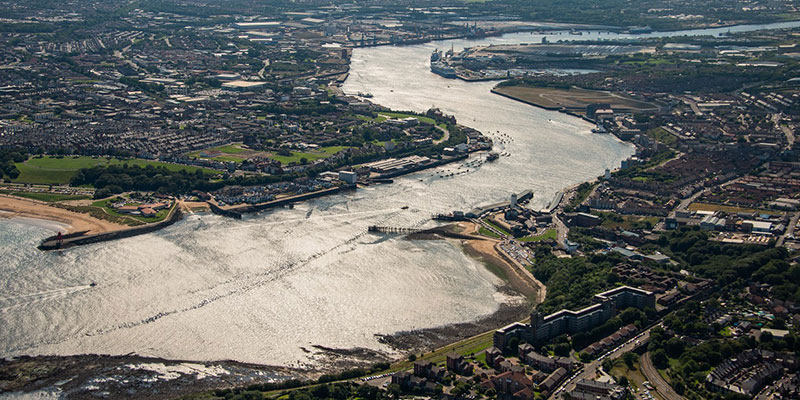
<box><xmin>641</xmin><ymin>352</ymin><xmax>686</xmax><ymax>400</ymax></box>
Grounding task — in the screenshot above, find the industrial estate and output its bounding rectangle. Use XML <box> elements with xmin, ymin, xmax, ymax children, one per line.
<box><xmin>1</xmin><ymin>0</ymin><xmax>800</xmax><ymax>399</ymax></box>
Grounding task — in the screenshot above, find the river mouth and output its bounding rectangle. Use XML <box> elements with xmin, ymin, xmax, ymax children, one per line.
<box><xmin>0</xmin><ymin>24</ymin><xmax>670</xmax><ymax>372</ymax></box>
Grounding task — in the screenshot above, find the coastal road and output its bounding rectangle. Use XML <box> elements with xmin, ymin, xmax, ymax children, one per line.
<box><xmin>641</xmin><ymin>352</ymin><xmax>685</xmax><ymax>400</ymax></box>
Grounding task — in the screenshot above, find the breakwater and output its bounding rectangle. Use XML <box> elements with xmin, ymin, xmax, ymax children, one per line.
<box><xmin>38</xmin><ymin>206</ymin><xmax>183</xmax><ymax>251</ymax></box>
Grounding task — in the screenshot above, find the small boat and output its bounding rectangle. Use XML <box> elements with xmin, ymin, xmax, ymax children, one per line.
<box><xmin>401</xmin><ymin>205</ymin><xmax>409</xmax><ymax>210</ymax></box>
<box><xmin>89</xmin><ymin>282</ymin><xmax>97</xmax><ymax>287</ymax></box>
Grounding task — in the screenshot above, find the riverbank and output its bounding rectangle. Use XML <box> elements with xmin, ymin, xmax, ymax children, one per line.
<box><xmin>0</xmin><ymin>194</ymin><xmax>126</xmax><ymax>235</ymax></box>
<box><xmin>454</xmin><ymin>221</ymin><xmax>547</xmax><ymax>303</ymax></box>
<box><xmin>0</xmin><ymin>353</ymin><xmax>307</xmax><ymax>400</ymax></box>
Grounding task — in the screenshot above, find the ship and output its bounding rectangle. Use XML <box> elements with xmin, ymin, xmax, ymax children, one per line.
<box><xmin>431</xmin><ymin>49</ymin><xmax>441</xmax><ymax>62</ymax></box>
<box><xmin>486</xmin><ymin>152</ymin><xmax>500</xmax><ymax>162</ymax></box>
<box><xmin>591</xmin><ymin>122</ymin><xmax>608</xmax><ymax>134</ymax></box>
<box><xmin>430</xmin><ymin>62</ymin><xmax>457</xmax><ymax>79</ymax></box>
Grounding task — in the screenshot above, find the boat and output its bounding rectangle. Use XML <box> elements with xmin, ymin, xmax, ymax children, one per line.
<box><xmin>401</xmin><ymin>205</ymin><xmax>409</xmax><ymax>210</ymax></box>
<box><xmin>89</xmin><ymin>282</ymin><xmax>97</xmax><ymax>287</ymax></box>
<box><xmin>430</xmin><ymin>62</ymin><xmax>457</xmax><ymax>79</ymax></box>
<box><xmin>430</xmin><ymin>49</ymin><xmax>441</xmax><ymax>62</ymax></box>
<box><xmin>486</xmin><ymin>152</ymin><xmax>500</xmax><ymax>162</ymax></box>
<box><xmin>591</xmin><ymin>123</ymin><xmax>608</xmax><ymax>134</ymax></box>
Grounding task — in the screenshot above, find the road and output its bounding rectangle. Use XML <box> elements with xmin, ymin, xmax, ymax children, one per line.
<box><xmin>676</xmin><ymin>188</ymin><xmax>704</xmax><ymax>212</ymax></box>
<box><xmin>641</xmin><ymin>352</ymin><xmax>685</xmax><ymax>400</ymax></box>
<box><xmin>680</xmin><ymin>96</ymin><xmax>703</xmax><ymax>116</ymax></box>
<box><xmin>777</xmin><ymin>210</ymin><xmax>800</xmax><ymax>247</ymax></box>
<box><xmin>550</xmin><ymin>328</ymin><xmax>653</xmax><ymax>399</ymax></box>
<box><xmin>772</xmin><ymin>113</ymin><xmax>794</xmax><ymax>149</ymax></box>
<box><xmin>433</xmin><ymin>124</ymin><xmax>450</xmax><ymax>144</ymax></box>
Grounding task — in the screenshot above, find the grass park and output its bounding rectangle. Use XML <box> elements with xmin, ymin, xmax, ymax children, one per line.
<box><xmin>91</xmin><ymin>198</ymin><xmax>173</xmax><ymax>224</ymax></box>
<box><xmin>13</xmin><ymin>155</ymin><xmax>220</xmax><ymax>185</ymax></box>
<box><xmin>519</xmin><ymin>228</ymin><xmax>557</xmax><ymax>242</ymax></box>
<box><xmin>0</xmin><ymin>190</ymin><xmax>91</xmax><ymax>202</ymax></box>
<box><xmin>187</xmin><ymin>142</ymin><xmax>351</xmax><ymax>166</ymax></box>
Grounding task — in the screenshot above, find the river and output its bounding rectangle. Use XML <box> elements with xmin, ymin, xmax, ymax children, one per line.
<box><xmin>1</xmin><ymin>20</ymin><xmax>796</xmax><ymax>368</ymax></box>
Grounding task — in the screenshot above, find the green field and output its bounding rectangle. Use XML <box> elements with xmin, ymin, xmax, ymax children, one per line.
<box><xmin>271</xmin><ymin>146</ymin><xmax>349</xmax><ymax>165</ymax></box>
<box><xmin>14</xmin><ymin>156</ymin><xmax>220</xmax><ymax>185</ymax></box>
<box><xmin>91</xmin><ymin>198</ymin><xmax>172</xmax><ymax>223</ymax></box>
<box><xmin>519</xmin><ymin>229</ymin><xmax>557</xmax><ymax>242</ymax></box>
<box><xmin>1</xmin><ymin>191</ymin><xmax>91</xmax><ymax>202</ymax></box>
<box><xmin>215</xmin><ymin>144</ymin><xmax>247</xmax><ymax>154</ymax></box>
<box><xmin>355</xmin><ymin>114</ymin><xmax>387</xmax><ymax>123</ymax></box>
<box><xmin>483</xmin><ymin>219</ymin><xmax>511</xmax><ymax>237</ymax></box>
<box><xmin>478</xmin><ymin>226</ymin><xmax>501</xmax><ymax>239</ymax></box>
<box><xmin>379</xmin><ymin>112</ymin><xmax>437</xmax><ymax>125</ymax></box>
<box><xmin>187</xmin><ymin>143</ymin><xmax>249</xmax><ymax>162</ymax></box>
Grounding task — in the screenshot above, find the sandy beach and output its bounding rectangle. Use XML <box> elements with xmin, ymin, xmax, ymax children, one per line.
<box><xmin>0</xmin><ymin>194</ymin><xmax>126</xmax><ymax>235</ymax></box>
<box><xmin>454</xmin><ymin>221</ymin><xmax>547</xmax><ymax>303</ymax></box>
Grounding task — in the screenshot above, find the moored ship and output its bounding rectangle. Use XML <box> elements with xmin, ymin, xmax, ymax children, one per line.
<box><xmin>430</xmin><ymin>62</ymin><xmax>457</xmax><ymax>79</ymax></box>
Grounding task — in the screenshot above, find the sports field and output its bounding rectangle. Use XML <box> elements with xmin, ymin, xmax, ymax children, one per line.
<box><xmin>188</xmin><ymin>143</ymin><xmax>351</xmax><ymax>165</ymax></box>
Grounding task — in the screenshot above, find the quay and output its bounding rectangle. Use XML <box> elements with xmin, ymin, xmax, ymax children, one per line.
<box><xmin>211</xmin><ymin>185</ymin><xmax>355</xmax><ymax>218</ymax></box>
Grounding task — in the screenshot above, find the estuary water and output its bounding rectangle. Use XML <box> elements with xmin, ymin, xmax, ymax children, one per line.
<box><xmin>2</xmin><ymin>20</ymin><xmax>796</xmax><ymax>367</ymax></box>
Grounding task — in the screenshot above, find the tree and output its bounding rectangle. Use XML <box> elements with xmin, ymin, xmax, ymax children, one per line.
<box><xmin>665</xmin><ymin>337</ymin><xmax>685</xmax><ymax>358</ymax></box>
<box><xmin>602</xmin><ymin>358</ymin><xmax>614</xmax><ymax>373</ymax></box>
<box><xmin>554</xmin><ymin>342</ymin><xmax>571</xmax><ymax>357</ymax></box>
<box><xmin>623</xmin><ymin>352</ymin><xmax>638</xmax><ymax>370</ymax></box>
<box><xmin>7</xmin><ymin>167</ymin><xmax>19</xmax><ymax>180</ymax></box>
<box><xmin>506</xmin><ymin>337</ymin><xmax>520</xmax><ymax>355</ymax></box>
<box><xmin>651</xmin><ymin>349</ymin><xmax>669</xmax><ymax>369</ymax></box>
<box><xmin>387</xmin><ymin>383</ymin><xmax>401</xmax><ymax>398</ymax></box>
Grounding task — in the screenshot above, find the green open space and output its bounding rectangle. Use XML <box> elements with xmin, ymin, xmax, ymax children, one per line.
<box><xmin>610</xmin><ymin>360</ymin><xmax>651</xmax><ymax>395</ymax></box>
<box><xmin>379</xmin><ymin>112</ymin><xmax>437</xmax><ymax>125</ymax></box>
<box><xmin>519</xmin><ymin>228</ymin><xmax>557</xmax><ymax>242</ymax></box>
<box><xmin>646</xmin><ymin>127</ymin><xmax>679</xmax><ymax>147</ymax></box>
<box><xmin>355</xmin><ymin>114</ymin><xmax>387</xmax><ymax>123</ymax></box>
<box><xmin>478</xmin><ymin>226</ymin><xmax>501</xmax><ymax>239</ymax></box>
<box><xmin>379</xmin><ymin>112</ymin><xmax>448</xmax><ymax>130</ymax></box>
<box><xmin>187</xmin><ymin>143</ymin><xmax>251</xmax><ymax>162</ymax></box>
<box><xmin>91</xmin><ymin>198</ymin><xmax>172</xmax><ymax>224</ymax></box>
<box><xmin>270</xmin><ymin>146</ymin><xmax>349</xmax><ymax>165</ymax></box>
<box><xmin>483</xmin><ymin>219</ymin><xmax>511</xmax><ymax>236</ymax></box>
<box><xmin>1</xmin><ymin>191</ymin><xmax>91</xmax><ymax>202</ymax></box>
<box><xmin>598</xmin><ymin>213</ymin><xmax>661</xmax><ymax>230</ymax></box>
<box><xmin>14</xmin><ymin>156</ymin><xmax>220</xmax><ymax>185</ymax></box>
